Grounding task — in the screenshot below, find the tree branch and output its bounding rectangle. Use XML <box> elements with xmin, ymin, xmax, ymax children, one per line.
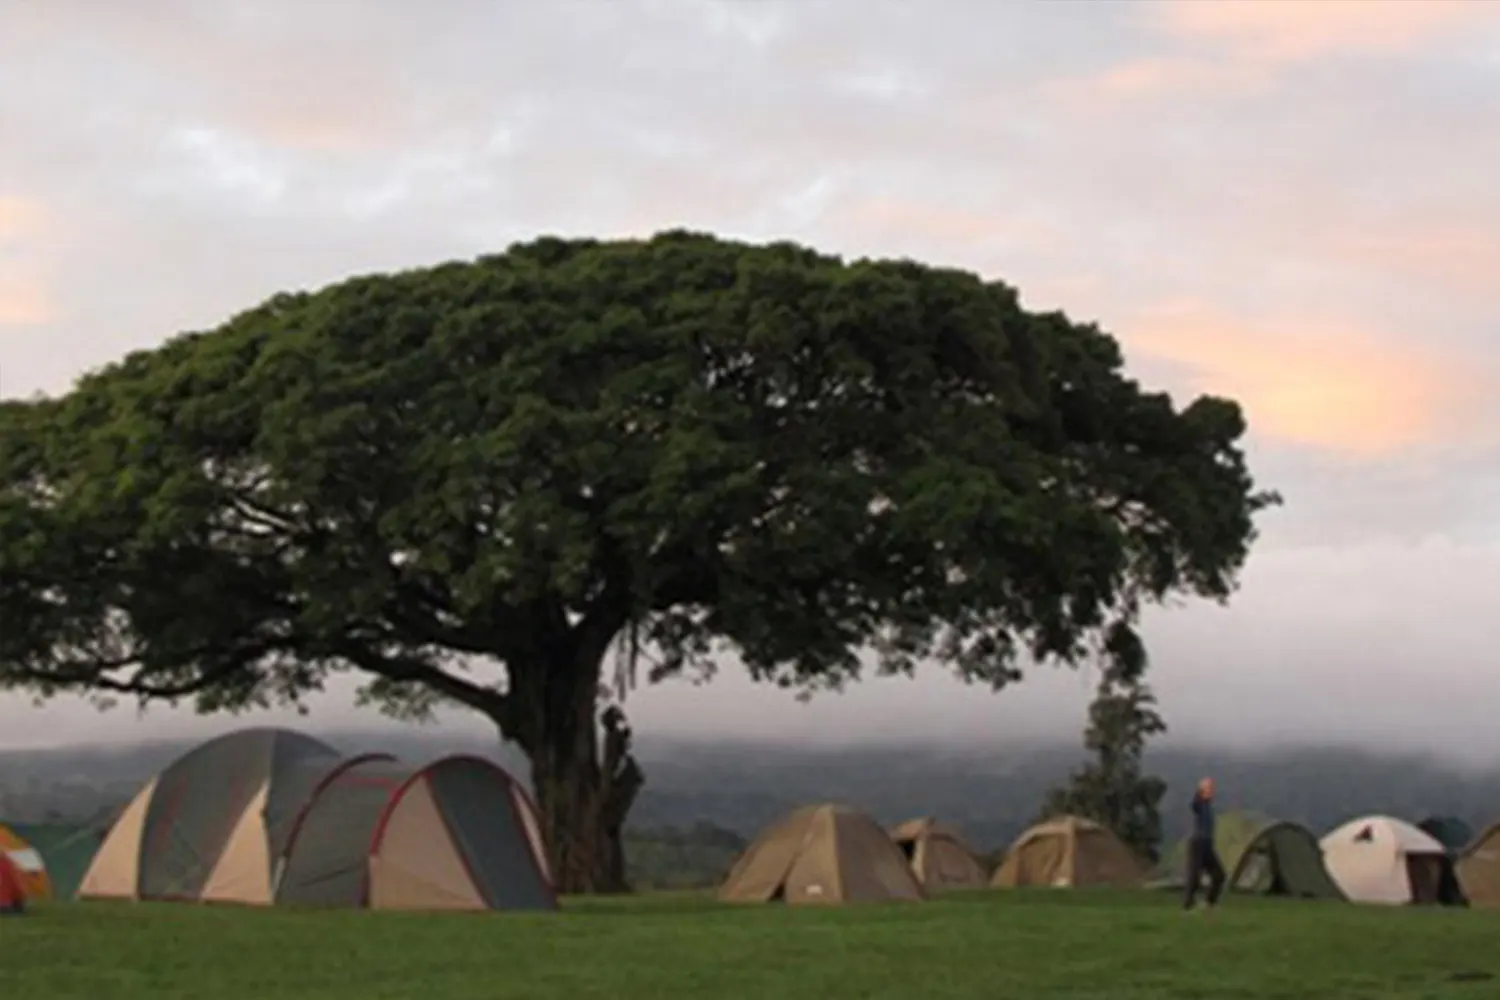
<box><xmin>332</xmin><ymin>641</ymin><xmax>507</xmax><ymax>718</ymax></box>
<box><xmin>1</xmin><ymin>639</ymin><xmax>287</xmax><ymax>700</ymax></box>
<box><xmin>383</xmin><ymin>578</ymin><xmax>506</xmax><ymax>657</ymax></box>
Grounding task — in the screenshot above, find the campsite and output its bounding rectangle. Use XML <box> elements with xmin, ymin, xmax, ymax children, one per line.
<box><xmin>6</xmin><ymin>726</ymin><xmax>1500</xmax><ymax>997</ymax></box>
<box><xmin>5</xmin><ymin>2</ymin><xmax>1500</xmax><ymax>998</ymax></box>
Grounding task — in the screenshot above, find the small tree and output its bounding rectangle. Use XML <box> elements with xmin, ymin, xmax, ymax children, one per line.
<box><xmin>1039</xmin><ymin>623</ymin><xmax>1168</xmax><ymax>861</ymax></box>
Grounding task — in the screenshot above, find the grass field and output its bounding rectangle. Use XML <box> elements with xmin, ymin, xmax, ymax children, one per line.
<box><xmin>6</xmin><ymin>890</ymin><xmax>1498</xmax><ymax>1000</ymax></box>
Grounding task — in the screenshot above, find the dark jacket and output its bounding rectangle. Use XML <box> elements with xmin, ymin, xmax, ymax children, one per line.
<box><xmin>1190</xmin><ymin>794</ymin><xmax>1215</xmax><ymax>843</ymax></box>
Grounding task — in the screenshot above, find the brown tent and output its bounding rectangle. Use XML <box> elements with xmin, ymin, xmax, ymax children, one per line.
<box><xmin>80</xmin><ymin>727</ymin><xmax>556</xmax><ymax>912</ymax></box>
<box><xmin>1456</xmin><ymin>821</ymin><xmax>1500</xmax><ymax>908</ymax></box>
<box><xmin>991</xmin><ymin>814</ymin><xmax>1146</xmax><ymax>889</ymax></box>
<box><xmin>719</xmin><ymin>804</ymin><xmax>925</xmax><ymax>905</ymax></box>
<box><xmin>890</xmin><ymin>817</ymin><xmax>988</xmax><ymax>890</ymax></box>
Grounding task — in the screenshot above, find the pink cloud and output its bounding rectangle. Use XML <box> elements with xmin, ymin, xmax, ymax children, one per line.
<box><xmin>0</xmin><ymin>196</ymin><xmax>47</xmax><ymax>242</ymax></box>
<box><xmin>1061</xmin><ymin>0</ymin><xmax>1500</xmax><ymax>105</ymax></box>
<box><xmin>1047</xmin><ymin>53</ymin><xmax>1258</xmax><ymax>107</ymax></box>
<box><xmin>0</xmin><ymin>196</ymin><xmax>58</xmax><ymax>327</ymax></box>
<box><xmin>1086</xmin><ymin>55</ymin><xmax>1250</xmax><ymax>99</ymax></box>
<box><xmin>1155</xmin><ymin>0</ymin><xmax>1494</xmax><ymax>63</ymax></box>
<box><xmin>0</xmin><ymin>272</ymin><xmax>56</xmax><ymax>327</ymax></box>
<box><xmin>774</xmin><ymin>192</ymin><xmax>1497</xmax><ymax>461</ymax></box>
<box><xmin>1119</xmin><ymin>300</ymin><xmax>1489</xmax><ymax>457</ymax></box>
<box><xmin>0</xmin><ymin>4</ymin><xmax>425</xmax><ymax>155</ymax></box>
<box><xmin>1315</xmin><ymin>223</ymin><xmax>1500</xmax><ymax>305</ymax></box>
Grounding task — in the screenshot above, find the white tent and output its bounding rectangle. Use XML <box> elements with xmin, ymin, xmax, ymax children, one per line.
<box><xmin>1320</xmin><ymin>816</ymin><xmax>1447</xmax><ymax>905</ymax></box>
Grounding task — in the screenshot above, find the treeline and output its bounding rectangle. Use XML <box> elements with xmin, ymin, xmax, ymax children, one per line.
<box><xmin>624</xmin><ymin>821</ymin><xmax>748</xmax><ymax>889</ymax></box>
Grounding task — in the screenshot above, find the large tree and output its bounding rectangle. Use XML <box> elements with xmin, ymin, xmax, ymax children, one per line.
<box><xmin>0</xmin><ymin>231</ymin><xmax>1276</xmax><ymax>891</ymax></box>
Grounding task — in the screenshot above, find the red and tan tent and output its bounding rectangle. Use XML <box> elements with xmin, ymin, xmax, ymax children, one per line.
<box><xmin>0</xmin><ymin>824</ymin><xmax>51</xmax><ymax>902</ymax></box>
<box><xmin>275</xmin><ymin>753</ymin><xmax>554</xmax><ymax>911</ymax></box>
<box><xmin>0</xmin><ymin>851</ymin><xmax>26</xmax><ymax>914</ymax></box>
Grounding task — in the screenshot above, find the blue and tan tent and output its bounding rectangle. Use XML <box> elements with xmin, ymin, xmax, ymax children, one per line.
<box><xmin>78</xmin><ymin>727</ymin><xmax>555</xmax><ymax>911</ymax></box>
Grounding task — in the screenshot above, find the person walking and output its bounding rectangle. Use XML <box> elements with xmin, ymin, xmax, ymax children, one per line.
<box><xmin>1183</xmin><ymin>776</ymin><xmax>1226</xmax><ymax>912</ymax></box>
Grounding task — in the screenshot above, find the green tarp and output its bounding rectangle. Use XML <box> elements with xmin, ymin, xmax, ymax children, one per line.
<box><xmin>1153</xmin><ymin>810</ymin><xmax>1345</xmax><ymax>900</ymax></box>
<box><xmin>3</xmin><ymin>821</ymin><xmax>107</xmax><ymax>900</ymax></box>
<box><xmin>1418</xmin><ymin>816</ymin><xmax>1473</xmax><ymax>853</ymax></box>
<box><xmin>1418</xmin><ymin>816</ymin><xmax>1471</xmax><ymax>905</ymax></box>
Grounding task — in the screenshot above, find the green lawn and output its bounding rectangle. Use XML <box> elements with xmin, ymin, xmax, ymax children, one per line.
<box><xmin>5</xmin><ymin>890</ymin><xmax>1497</xmax><ymax>999</ymax></box>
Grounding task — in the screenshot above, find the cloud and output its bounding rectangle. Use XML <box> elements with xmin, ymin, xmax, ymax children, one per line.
<box><xmin>0</xmin><ymin>273</ymin><xmax>55</xmax><ymax>328</ymax></box>
<box><xmin>1155</xmin><ymin>0</ymin><xmax>1495</xmax><ymax>64</ymax></box>
<box><xmin>0</xmin><ymin>196</ymin><xmax>46</xmax><ymax>239</ymax></box>
<box><xmin>1316</xmin><ymin>223</ymin><xmax>1500</xmax><ymax>307</ymax></box>
<box><xmin>1</xmin><ymin>0</ymin><xmax>1499</xmax><ymax>757</ymax></box>
<box><xmin>1062</xmin><ymin>0</ymin><xmax>1500</xmax><ymax>104</ymax></box>
<box><xmin>830</xmin><ymin>196</ymin><xmax>1068</xmax><ymax>259</ymax></box>
<box><xmin>1120</xmin><ymin>300</ymin><xmax>1488</xmax><ymax>457</ymax></box>
<box><xmin>0</xmin><ymin>2</ymin><xmax>430</xmax><ymax>155</ymax></box>
<box><xmin>1074</xmin><ymin>55</ymin><xmax>1262</xmax><ymax>102</ymax></box>
<box><xmin>0</xmin><ymin>196</ymin><xmax>57</xmax><ymax>327</ymax></box>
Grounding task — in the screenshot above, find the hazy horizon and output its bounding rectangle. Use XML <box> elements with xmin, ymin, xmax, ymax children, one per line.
<box><xmin>3</xmin><ymin>2</ymin><xmax>1499</xmax><ymax>761</ymax></box>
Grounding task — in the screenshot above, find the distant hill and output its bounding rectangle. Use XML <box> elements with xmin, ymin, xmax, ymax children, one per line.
<box><xmin>628</xmin><ymin>737</ymin><xmax>1500</xmax><ymax>852</ymax></box>
<box><xmin>3</xmin><ymin>729</ymin><xmax>1496</xmax><ymax>859</ymax></box>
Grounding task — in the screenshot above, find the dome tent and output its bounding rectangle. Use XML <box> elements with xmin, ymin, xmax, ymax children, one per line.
<box><xmin>2</xmin><ymin>820</ymin><xmax>108</xmax><ymax>900</ymax></box>
<box><xmin>1456</xmin><ymin>821</ymin><xmax>1500</xmax><ymax>908</ymax></box>
<box><xmin>0</xmin><ymin>823</ymin><xmax>51</xmax><ymax>902</ymax></box>
<box><xmin>720</xmin><ymin>804</ymin><xmax>924</xmax><ymax>905</ymax></box>
<box><xmin>991</xmin><ymin>815</ymin><xmax>1146</xmax><ymax>889</ymax></box>
<box><xmin>80</xmin><ymin>727</ymin><xmax>556</xmax><ymax>912</ymax></box>
<box><xmin>890</xmin><ymin>817</ymin><xmax>988</xmax><ymax>890</ymax></box>
<box><xmin>1154</xmin><ymin>810</ymin><xmax>1344</xmax><ymax>900</ymax></box>
<box><xmin>79</xmin><ymin>727</ymin><xmax>341</xmax><ymax>904</ymax></box>
<box><xmin>274</xmin><ymin>753</ymin><xmax>554</xmax><ymax>911</ymax></box>
<box><xmin>1321</xmin><ymin>815</ymin><xmax>1457</xmax><ymax>905</ymax></box>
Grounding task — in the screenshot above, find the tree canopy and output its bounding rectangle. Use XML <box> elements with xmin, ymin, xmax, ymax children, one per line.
<box><xmin>0</xmin><ymin>230</ymin><xmax>1277</xmax><ymax>890</ymax></box>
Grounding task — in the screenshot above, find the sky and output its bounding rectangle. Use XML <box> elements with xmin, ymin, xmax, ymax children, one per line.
<box><xmin>2</xmin><ymin>0</ymin><xmax>1500</xmax><ymax>758</ymax></box>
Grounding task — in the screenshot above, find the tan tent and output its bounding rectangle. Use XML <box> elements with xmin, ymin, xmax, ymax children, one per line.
<box><xmin>719</xmin><ymin>804</ymin><xmax>925</xmax><ymax>905</ymax></box>
<box><xmin>79</xmin><ymin>727</ymin><xmax>343</xmax><ymax>903</ymax></box>
<box><xmin>81</xmin><ymin>727</ymin><xmax>556</xmax><ymax>912</ymax></box>
<box><xmin>992</xmin><ymin>815</ymin><xmax>1146</xmax><ymax>889</ymax></box>
<box><xmin>1457</xmin><ymin>821</ymin><xmax>1500</xmax><ymax>908</ymax></box>
<box><xmin>890</xmin><ymin>817</ymin><xmax>987</xmax><ymax>890</ymax></box>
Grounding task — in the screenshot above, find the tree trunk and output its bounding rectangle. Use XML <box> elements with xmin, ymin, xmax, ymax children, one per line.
<box><xmin>510</xmin><ymin>649</ymin><xmax>643</xmax><ymax>894</ymax></box>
